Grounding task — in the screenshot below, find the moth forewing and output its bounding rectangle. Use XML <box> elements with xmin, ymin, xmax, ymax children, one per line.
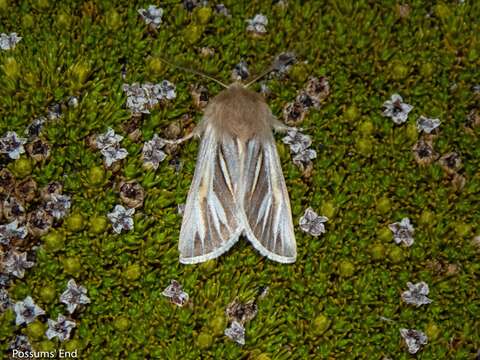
<box><xmin>240</xmin><ymin>135</ymin><xmax>297</xmax><ymax>263</ymax></box>
<box><xmin>178</xmin><ymin>125</ymin><xmax>243</xmax><ymax>264</ymax></box>
<box><xmin>178</xmin><ymin>83</ymin><xmax>297</xmax><ymax>264</ymax></box>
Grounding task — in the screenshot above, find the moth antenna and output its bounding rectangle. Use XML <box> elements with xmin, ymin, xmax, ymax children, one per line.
<box><xmin>157</xmin><ymin>56</ymin><xmax>228</xmax><ymax>88</ymax></box>
<box><xmin>244</xmin><ymin>66</ymin><xmax>275</xmax><ymax>88</ymax></box>
<box><xmin>246</xmin><ymin>52</ymin><xmax>297</xmax><ymax>88</ymax></box>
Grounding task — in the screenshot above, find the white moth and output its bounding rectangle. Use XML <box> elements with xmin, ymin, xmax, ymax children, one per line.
<box><xmin>163</xmin><ymin>59</ymin><xmax>297</xmax><ymax>264</ymax></box>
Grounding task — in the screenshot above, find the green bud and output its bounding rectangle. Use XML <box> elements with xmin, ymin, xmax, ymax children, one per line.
<box><xmin>199</xmin><ymin>259</ymin><xmax>216</xmax><ymax>272</ymax></box>
<box><xmin>65</xmin><ymin>339</ymin><xmax>82</xmax><ymax>352</ymax></box>
<box><xmin>378</xmin><ymin>227</ymin><xmax>392</xmax><ymax>242</ymax></box>
<box><xmin>144</xmin><ymin>246</ymin><xmax>158</xmax><ymax>260</ymax></box>
<box><xmin>0</xmin><ymin>0</ymin><xmax>8</xmax><ymax>11</ymax></box>
<box><xmin>124</xmin><ymin>264</ymin><xmax>141</xmax><ymax>281</ymax></box>
<box><xmin>37</xmin><ymin>340</ymin><xmax>56</xmax><ymax>352</ymax></box>
<box><xmin>11</xmin><ymin>283</ymin><xmax>30</xmax><ymax>299</ymax></box>
<box><xmin>338</xmin><ymin>261</ymin><xmax>355</xmax><ymax>277</ymax></box>
<box><xmin>388</xmin><ymin>247</ymin><xmax>403</xmax><ymax>263</ymax></box>
<box><xmin>148</xmin><ymin>57</ymin><xmax>164</xmax><ymax>75</ymax></box>
<box><xmin>34</xmin><ymin>0</ymin><xmax>50</xmax><ymax>10</ymax></box>
<box><xmin>370</xmin><ymin>243</ymin><xmax>385</xmax><ymax>260</ymax></box>
<box><xmin>39</xmin><ymin>285</ymin><xmax>56</xmax><ymax>303</ymax></box>
<box><xmin>12</xmin><ymin>157</ymin><xmax>33</xmax><ymax>178</ymax></box>
<box><xmin>69</xmin><ymin>61</ymin><xmax>91</xmax><ymax>85</ymax></box>
<box><xmin>56</xmin><ymin>11</ymin><xmax>72</xmax><ymax>28</ymax></box>
<box><xmin>2</xmin><ymin>57</ymin><xmax>20</xmax><ymax>78</ymax></box>
<box><xmin>425</xmin><ymin>322</ymin><xmax>440</xmax><ymax>341</ymax></box>
<box><xmin>356</xmin><ymin>138</ymin><xmax>372</xmax><ymax>155</ymax></box>
<box><xmin>63</xmin><ymin>257</ymin><xmax>81</xmax><ymax>275</ymax></box>
<box><xmin>419</xmin><ymin>210</ymin><xmax>434</xmax><ymax>226</ymax></box>
<box><xmin>312</xmin><ymin>314</ymin><xmax>330</xmax><ymax>335</ymax></box>
<box><xmin>88</xmin><ymin>166</ymin><xmax>105</xmax><ymax>185</ymax></box>
<box><xmin>66</xmin><ymin>213</ymin><xmax>85</xmax><ymax>232</ymax></box>
<box><xmin>196</xmin><ymin>332</ymin><xmax>213</xmax><ymax>349</ymax></box>
<box><xmin>195</xmin><ymin>6</ymin><xmax>212</xmax><ymax>25</ymax></box>
<box><xmin>406</xmin><ymin>123</ymin><xmax>418</xmax><ymax>141</ymax></box>
<box><xmin>89</xmin><ymin>216</ymin><xmax>108</xmax><ymax>234</ymax></box>
<box><xmin>210</xmin><ymin>314</ymin><xmax>226</xmax><ymax>336</ymax></box>
<box><xmin>468</xmin><ymin>48</ymin><xmax>478</xmax><ymax>62</ymax></box>
<box><xmin>359</xmin><ymin>121</ymin><xmax>374</xmax><ymax>135</ymax></box>
<box><xmin>26</xmin><ymin>320</ymin><xmax>45</xmax><ymax>340</ymax></box>
<box><xmin>376</xmin><ymin>197</ymin><xmax>391</xmax><ymax>214</ymax></box>
<box><xmin>434</xmin><ymin>3</ymin><xmax>451</xmax><ymax>19</ymax></box>
<box><xmin>455</xmin><ymin>223</ymin><xmax>471</xmax><ymax>237</ymax></box>
<box><xmin>256</xmin><ymin>354</ymin><xmax>272</xmax><ymax>360</ymax></box>
<box><xmin>22</xmin><ymin>14</ymin><xmax>35</xmax><ymax>28</ymax></box>
<box><xmin>391</xmin><ymin>61</ymin><xmax>409</xmax><ymax>80</ymax></box>
<box><xmin>184</xmin><ymin>24</ymin><xmax>203</xmax><ymax>45</ymax></box>
<box><xmin>44</xmin><ymin>231</ymin><xmax>65</xmax><ymax>252</ymax></box>
<box><xmin>344</xmin><ymin>106</ymin><xmax>360</xmax><ymax>121</ymax></box>
<box><xmin>124</xmin><ymin>162</ymin><xmax>139</xmax><ymax>179</ymax></box>
<box><xmin>420</xmin><ymin>62</ymin><xmax>435</xmax><ymax>78</ymax></box>
<box><xmin>105</xmin><ymin>9</ymin><xmax>122</xmax><ymax>30</ymax></box>
<box><xmin>320</xmin><ymin>201</ymin><xmax>335</xmax><ymax>219</ymax></box>
<box><xmin>289</xmin><ymin>64</ymin><xmax>309</xmax><ymax>83</ymax></box>
<box><xmin>114</xmin><ymin>316</ymin><xmax>130</xmax><ymax>331</ymax></box>
<box><xmin>2</xmin><ymin>308</ymin><xmax>15</xmax><ymax>323</ymax></box>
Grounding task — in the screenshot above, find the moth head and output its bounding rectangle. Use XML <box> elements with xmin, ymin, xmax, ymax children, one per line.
<box><xmin>155</xmin><ymin>56</ymin><xmax>290</xmax><ymax>92</ymax></box>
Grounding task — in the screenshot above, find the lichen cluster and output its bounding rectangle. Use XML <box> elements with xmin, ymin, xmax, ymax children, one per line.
<box><xmin>0</xmin><ymin>0</ymin><xmax>479</xmax><ymax>359</ymax></box>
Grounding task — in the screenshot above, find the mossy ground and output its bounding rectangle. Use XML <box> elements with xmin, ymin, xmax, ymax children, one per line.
<box><xmin>1</xmin><ymin>0</ymin><xmax>479</xmax><ymax>359</ymax></box>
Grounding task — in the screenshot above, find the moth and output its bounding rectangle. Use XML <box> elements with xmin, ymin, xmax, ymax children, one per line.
<box><xmin>162</xmin><ymin>57</ymin><xmax>297</xmax><ymax>264</ymax></box>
